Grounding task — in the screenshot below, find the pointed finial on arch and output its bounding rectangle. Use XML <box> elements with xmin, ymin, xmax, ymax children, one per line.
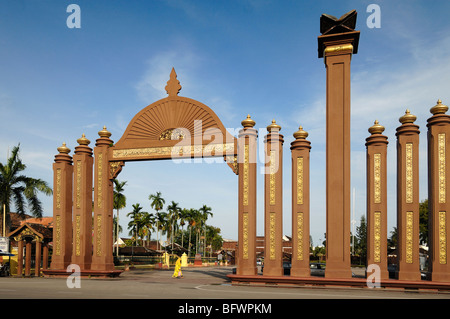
<box><xmin>165</xmin><ymin>67</ymin><xmax>182</xmax><ymax>97</ymax></box>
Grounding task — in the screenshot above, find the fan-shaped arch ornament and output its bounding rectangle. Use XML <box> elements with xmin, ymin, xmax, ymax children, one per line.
<box><xmin>110</xmin><ymin>68</ymin><xmax>238</xmax><ymax>174</ymax></box>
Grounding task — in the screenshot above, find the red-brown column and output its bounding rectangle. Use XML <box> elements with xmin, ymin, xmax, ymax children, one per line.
<box><xmin>396</xmin><ymin>110</ymin><xmax>421</xmax><ymax>281</ymax></box>
<box><xmin>263</xmin><ymin>120</ymin><xmax>284</xmax><ymax>277</ymax></box>
<box><xmin>318</xmin><ymin>30</ymin><xmax>359</xmax><ymax>279</ymax></box>
<box><xmin>427</xmin><ymin>100</ymin><xmax>450</xmax><ymax>282</ymax></box>
<box><xmin>50</xmin><ymin>143</ymin><xmax>73</xmax><ymax>270</ymax></box>
<box><xmin>17</xmin><ymin>239</ymin><xmax>23</xmax><ymax>276</ymax></box>
<box><xmin>72</xmin><ymin>134</ymin><xmax>93</xmax><ymax>271</ymax></box>
<box><xmin>365</xmin><ymin>121</ymin><xmax>389</xmax><ymax>280</ymax></box>
<box><xmin>290</xmin><ymin>126</ymin><xmax>311</xmax><ymax>277</ymax></box>
<box><xmin>237</xmin><ymin>115</ymin><xmax>258</xmax><ymax>276</ymax></box>
<box><xmin>35</xmin><ymin>239</ymin><xmax>41</xmax><ymax>277</ymax></box>
<box><xmin>25</xmin><ymin>239</ymin><xmax>31</xmax><ymax>277</ymax></box>
<box><xmin>91</xmin><ymin>127</ymin><xmax>115</xmax><ymax>271</ymax></box>
<box><xmin>42</xmin><ymin>242</ymin><xmax>49</xmax><ymax>270</ymax></box>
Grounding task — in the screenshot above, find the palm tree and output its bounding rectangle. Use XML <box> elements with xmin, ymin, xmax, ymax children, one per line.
<box><xmin>179</xmin><ymin>208</ymin><xmax>190</xmax><ymax>248</ymax></box>
<box><xmin>199</xmin><ymin>205</ymin><xmax>213</xmax><ymax>255</ymax></box>
<box><xmin>113</xmin><ymin>179</ymin><xmax>127</xmax><ymax>256</ymax></box>
<box><xmin>149</xmin><ymin>192</ymin><xmax>165</xmax><ymax>250</ymax></box>
<box><xmin>155</xmin><ymin>211</ymin><xmax>168</xmax><ymax>251</ymax></box>
<box><xmin>167</xmin><ymin>201</ymin><xmax>181</xmax><ymax>250</ymax></box>
<box><xmin>0</xmin><ymin>144</ymin><xmax>52</xmax><ymax>236</ymax></box>
<box><xmin>187</xmin><ymin>208</ymin><xmax>198</xmax><ymax>257</ymax></box>
<box><xmin>127</xmin><ymin>203</ymin><xmax>146</xmax><ymax>246</ymax></box>
<box><xmin>140</xmin><ymin>212</ymin><xmax>155</xmax><ymax>247</ymax></box>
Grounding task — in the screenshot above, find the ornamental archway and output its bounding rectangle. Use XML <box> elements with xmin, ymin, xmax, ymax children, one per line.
<box><xmin>44</xmin><ymin>68</ymin><xmax>260</xmax><ymax>277</ymax></box>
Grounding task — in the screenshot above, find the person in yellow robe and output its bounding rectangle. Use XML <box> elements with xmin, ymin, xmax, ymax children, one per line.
<box><xmin>172</xmin><ymin>255</ymin><xmax>183</xmax><ymax>278</ymax></box>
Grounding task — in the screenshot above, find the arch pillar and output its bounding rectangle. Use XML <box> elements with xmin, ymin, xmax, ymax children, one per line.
<box><xmin>72</xmin><ymin>134</ymin><xmax>93</xmax><ymax>270</ymax></box>
<box><xmin>427</xmin><ymin>100</ymin><xmax>450</xmax><ymax>282</ymax></box>
<box><xmin>91</xmin><ymin>127</ymin><xmax>115</xmax><ymax>271</ymax></box>
<box><xmin>396</xmin><ymin>110</ymin><xmax>421</xmax><ymax>281</ymax></box>
<box><xmin>263</xmin><ymin>120</ymin><xmax>284</xmax><ymax>277</ymax></box>
<box><xmin>236</xmin><ymin>115</ymin><xmax>258</xmax><ymax>276</ymax></box>
<box><xmin>290</xmin><ymin>126</ymin><xmax>311</xmax><ymax>277</ymax></box>
<box><xmin>365</xmin><ymin>120</ymin><xmax>389</xmax><ymax>280</ymax></box>
<box><xmin>50</xmin><ymin>143</ymin><xmax>73</xmax><ymax>270</ymax></box>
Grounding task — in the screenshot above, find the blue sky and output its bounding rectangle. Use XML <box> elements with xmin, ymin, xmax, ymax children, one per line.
<box><xmin>1</xmin><ymin>1</ymin><xmax>449</xmax><ymax>245</ymax></box>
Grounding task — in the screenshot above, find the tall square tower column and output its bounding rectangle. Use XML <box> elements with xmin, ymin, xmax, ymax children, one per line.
<box><xmin>318</xmin><ymin>10</ymin><xmax>359</xmax><ymax>279</ymax></box>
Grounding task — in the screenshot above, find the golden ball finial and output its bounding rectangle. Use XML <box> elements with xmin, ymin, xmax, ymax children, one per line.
<box><xmin>266</xmin><ymin>119</ymin><xmax>281</xmax><ymax>132</ymax></box>
<box><xmin>98</xmin><ymin>126</ymin><xmax>112</xmax><ymax>138</ymax></box>
<box><xmin>368</xmin><ymin>120</ymin><xmax>385</xmax><ymax>135</ymax></box>
<box><xmin>57</xmin><ymin>142</ymin><xmax>70</xmax><ymax>154</ymax></box>
<box><xmin>293</xmin><ymin>126</ymin><xmax>308</xmax><ymax>139</ymax></box>
<box><xmin>77</xmin><ymin>133</ymin><xmax>91</xmax><ymax>145</ymax></box>
<box><xmin>241</xmin><ymin>114</ymin><xmax>256</xmax><ymax>128</ymax></box>
<box><xmin>399</xmin><ymin>109</ymin><xmax>417</xmax><ymax>124</ymax></box>
<box><xmin>430</xmin><ymin>99</ymin><xmax>448</xmax><ymax>115</ymax></box>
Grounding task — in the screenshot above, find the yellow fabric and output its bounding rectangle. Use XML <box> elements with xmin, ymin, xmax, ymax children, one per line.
<box><xmin>172</xmin><ymin>257</ymin><xmax>183</xmax><ymax>278</ymax></box>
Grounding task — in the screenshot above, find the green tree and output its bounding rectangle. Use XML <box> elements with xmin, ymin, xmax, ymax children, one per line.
<box><xmin>149</xmin><ymin>191</ymin><xmax>165</xmax><ymax>250</ymax></box>
<box><xmin>355</xmin><ymin>215</ymin><xmax>367</xmax><ymax>263</ymax></box>
<box><xmin>113</xmin><ymin>179</ymin><xmax>127</xmax><ymax>255</ymax></box>
<box><xmin>187</xmin><ymin>208</ymin><xmax>199</xmax><ymax>257</ymax></box>
<box><xmin>387</xmin><ymin>227</ymin><xmax>398</xmax><ymax>249</ymax></box>
<box><xmin>199</xmin><ymin>205</ymin><xmax>213</xmax><ymax>255</ymax></box>
<box><xmin>205</xmin><ymin>225</ymin><xmax>223</xmax><ymax>255</ymax></box>
<box><xmin>0</xmin><ymin>144</ymin><xmax>52</xmax><ymax>235</ymax></box>
<box><xmin>167</xmin><ymin>201</ymin><xmax>181</xmax><ymax>250</ymax></box>
<box><xmin>179</xmin><ymin>208</ymin><xmax>190</xmax><ymax>248</ymax></box>
<box><xmin>140</xmin><ymin>212</ymin><xmax>156</xmax><ymax>247</ymax></box>
<box><xmin>127</xmin><ymin>203</ymin><xmax>147</xmax><ymax>246</ymax></box>
<box><xmin>419</xmin><ymin>199</ymin><xmax>428</xmax><ymax>245</ymax></box>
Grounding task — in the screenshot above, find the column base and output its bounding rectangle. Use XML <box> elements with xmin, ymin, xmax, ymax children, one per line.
<box><xmin>398</xmin><ymin>270</ymin><xmax>421</xmax><ymax>281</ymax></box>
<box><xmin>90</xmin><ymin>262</ymin><xmax>115</xmax><ymax>272</ymax></box>
<box><xmin>236</xmin><ymin>266</ymin><xmax>257</xmax><ymax>276</ymax></box>
<box><xmin>325</xmin><ymin>267</ymin><xmax>352</xmax><ymax>279</ymax></box>
<box><xmin>431</xmin><ymin>271</ymin><xmax>450</xmax><ymax>282</ymax></box>
<box><xmin>290</xmin><ymin>268</ymin><xmax>310</xmax><ymax>277</ymax></box>
<box><xmin>263</xmin><ymin>266</ymin><xmax>283</xmax><ymax>277</ymax></box>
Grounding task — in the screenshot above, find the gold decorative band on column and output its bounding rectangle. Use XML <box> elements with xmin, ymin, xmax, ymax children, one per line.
<box><xmin>243</xmin><ymin>144</ymin><xmax>249</xmax><ymax>206</ymax></box>
<box><xmin>96</xmin><ymin>215</ymin><xmax>102</xmax><ymax>257</ymax></box>
<box><xmin>374</xmin><ymin>211</ymin><xmax>381</xmax><ymax>263</ymax></box>
<box><xmin>438</xmin><ymin>133</ymin><xmax>446</xmax><ymax>204</ymax></box>
<box><xmin>75</xmin><ymin>215</ymin><xmax>81</xmax><ymax>256</ymax></box>
<box><xmin>405</xmin><ymin>143</ymin><xmax>413</xmax><ymax>204</ymax></box>
<box><xmin>374</xmin><ymin>154</ymin><xmax>381</xmax><ymax>204</ymax></box>
<box><xmin>55</xmin><ymin>215</ymin><xmax>61</xmax><ymax>256</ymax></box>
<box><xmin>242</xmin><ymin>212</ymin><xmax>249</xmax><ymax>260</ymax></box>
<box><xmin>297</xmin><ymin>212</ymin><xmax>304</xmax><ymax>261</ymax></box>
<box><xmin>97</xmin><ymin>153</ymin><xmax>103</xmax><ymax>208</ymax></box>
<box><xmin>297</xmin><ymin>157</ymin><xmax>304</xmax><ymax>205</ymax></box>
<box><xmin>76</xmin><ymin>161</ymin><xmax>81</xmax><ymax>209</ymax></box>
<box><xmin>269</xmin><ymin>151</ymin><xmax>276</xmax><ymax>205</ymax></box>
<box><xmin>269</xmin><ymin>212</ymin><xmax>276</xmax><ymax>260</ymax></box>
<box><xmin>406</xmin><ymin>211</ymin><xmax>414</xmax><ymax>264</ymax></box>
<box><xmin>439</xmin><ymin>211</ymin><xmax>447</xmax><ymax>264</ymax></box>
<box><xmin>324</xmin><ymin>43</ymin><xmax>353</xmax><ymax>54</ymax></box>
<box><xmin>56</xmin><ymin>169</ymin><xmax>61</xmax><ymax>209</ymax></box>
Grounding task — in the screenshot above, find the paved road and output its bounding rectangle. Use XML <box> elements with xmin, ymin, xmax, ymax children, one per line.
<box><xmin>1</xmin><ymin>267</ymin><xmax>448</xmax><ymax>317</ymax></box>
<box><xmin>1</xmin><ymin>266</ymin><xmax>449</xmax><ymax>299</ymax></box>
